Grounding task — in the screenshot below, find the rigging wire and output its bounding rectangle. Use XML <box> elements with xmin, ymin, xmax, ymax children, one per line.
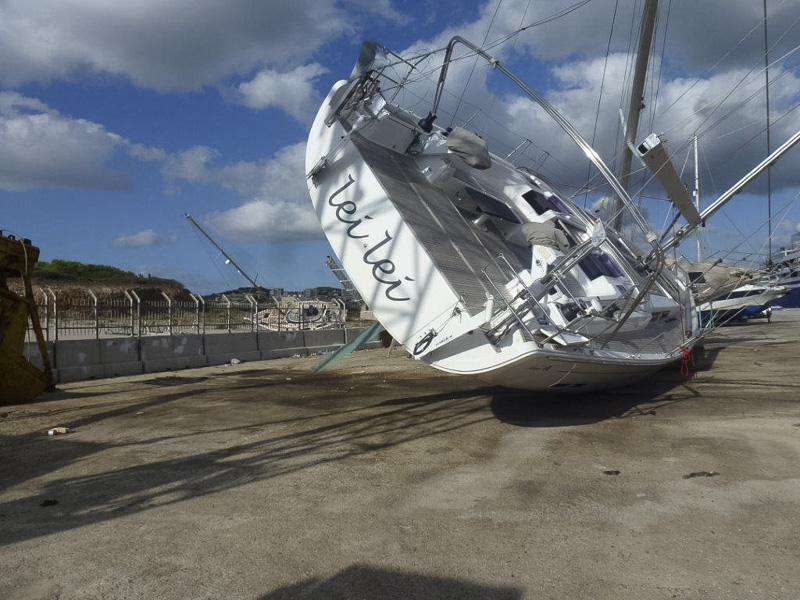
<box><xmin>648</xmin><ymin>0</ymin><xmax>672</xmax><ymax>133</ymax></box>
<box><xmin>709</xmin><ymin>100</ymin><xmax>800</xmax><ymax>169</ymax></box>
<box><xmin>514</xmin><ymin>0</ymin><xmax>534</xmax><ymax>48</ymax></box>
<box><xmin>658</xmin><ymin>11</ymin><xmax>800</xmax><ymax>138</ymax></box>
<box><xmin>658</xmin><ymin>19</ymin><xmax>768</xmax><ymax>122</ymax></box>
<box><xmin>377</xmin><ymin>0</ymin><xmax>796</xmax><ymax>167</ymax></box>
<box><xmin>447</xmin><ymin>0</ymin><xmax>595</xmax><ymax>129</ymax></box>
<box><xmin>647</xmin><ymin>32</ymin><xmax>799</xmax><ymax>185</ymax></box>
<box><xmin>368</xmin><ymin>0</ymin><xmax>797</xmax><ymax>247</ymax></box>
<box><xmin>378</xmin><ymin>0</ymin><xmax>598</xmax><ymax>120</ymax></box>
<box><xmin>583</xmin><ymin>0</ymin><xmax>620</xmax><ymax>208</ymax></box>
<box><xmin>480</xmin><ymin>0</ymin><xmax>594</xmax><ymax>54</ymax></box>
<box><xmin>450</xmin><ymin>0</ymin><xmax>505</xmax><ymax>128</ymax></box>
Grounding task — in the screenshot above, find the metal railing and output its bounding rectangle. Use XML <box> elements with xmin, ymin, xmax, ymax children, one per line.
<box><xmin>29</xmin><ymin>288</ymin><xmax>347</xmax><ymax>340</ymax></box>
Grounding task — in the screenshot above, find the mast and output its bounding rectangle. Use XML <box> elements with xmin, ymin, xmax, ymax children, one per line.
<box><xmin>185</xmin><ymin>213</ymin><xmax>260</xmax><ymax>289</ymax></box>
<box><xmin>694</xmin><ymin>134</ymin><xmax>702</xmax><ymax>261</ymax></box>
<box><xmin>614</xmin><ymin>0</ymin><xmax>659</xmax><ymax>230</ymax></box>
<box><xmin>764</xmin><ymin>0</ymin><xmax>772</xmax><ymax>260</ymax></box>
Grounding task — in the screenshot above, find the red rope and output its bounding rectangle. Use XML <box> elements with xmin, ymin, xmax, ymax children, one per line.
<box><xmin>680</xmin><ymin>346</ymin><xmax>693</xmax><ymax>378</ymax></box>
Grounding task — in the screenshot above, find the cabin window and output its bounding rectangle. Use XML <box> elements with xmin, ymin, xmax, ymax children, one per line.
<box><xmin>465</xmin><ymin>187</ymin><xmax>520</xmax><ymax>223</ymax></box>
<box><xmin>522</xmin><ymin>189</ymin><xmax>567</xmax><ymax>216</ymax></box>
<box><xmin>726</xmin><ymin>289</ymin><xmax>761</xmax><ymax>300</ymax></box>
<box><xmin>580</xmin><ymin>252</ymin><xmax>623</xmax><ymax>280</ymax></box>
<box><xmin>688</xmin><ymin>271</ymin><xmax>706</xmax><ymax>284</ymax></box>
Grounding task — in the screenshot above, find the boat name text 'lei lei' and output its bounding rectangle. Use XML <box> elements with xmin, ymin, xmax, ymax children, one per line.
<box><xmin>328</xmin><ymin>175</ymin><xmax>414</xmax><ymax>302</ymax></box>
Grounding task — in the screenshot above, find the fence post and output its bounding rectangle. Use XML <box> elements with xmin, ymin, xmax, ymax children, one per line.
<box><xmin>130</xmin><ymin>290</ymin><xmax>141</xmax><ymax>338</ymax></box>
<box><xmin>87</xmin><ymin>288</ymin><xmax>98</xmax><ymax>339</ymax></box>
<box><xmin>244</xmin><ymin>293</ymin><xmax>256</xmax><ymax>352</ymax></box>
<box><xmin>254</xmin><ymin>296</ymin><xmax>261</xmax><ymax>349</ymax></box>
<box><xmin>123</xmin><ymin>290</ymin><xmax>140</xmax><ymax>361</ymax></box>
<box><xmin>222</xmin><ymin>294</ymin><xmax>231</xmax><ymax>333</ymax></box>
<box><xmin>245</xmin><ymin>294</ymin><xmax>256</xmax><ymax>333</ymax></box>
<box><xmin>190</xmin><ymin>293</ymin><xmax>199</xmax><ymax>335</ymax></box>
<box><xmin>161</xmin><ymin>291</ymin><xmax>172</xmax><ymax>336</ymax></box>
<box><xmin>123</xmin><ymin>290</ymin><xmax>134</xmax><ymax>337</ymax></box>
<box><xmin>38</xmin><ymin>288</ymin><xmax>50</xmax><ymax>342</ymax></box>
<box><xmin>337</xmin><ymin>297</ymin><xmax>346</xmax><ymax>328</ymax></box>
<box><xmin>195</xmin><ymin>294</ymin><xmax>205</xmax><ymax>335</ymax></box>
<box><xmin>47</xmin><ymin>288</ymin><xmax>58</xmax><ymax>342</ymax></box>
<box><xmin>194</xmin><ymin>294</ymin><xmax>206</xmax><ymax>356</ymax></box>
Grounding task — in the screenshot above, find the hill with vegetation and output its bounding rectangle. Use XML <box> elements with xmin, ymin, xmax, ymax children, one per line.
<box><xmin>33</xmin><ymin>259</ymin><xmax>185</xmax><ymax>289</ymax></box>
<box><xmin>13</xmin><ymin>259</ymin><xmax>341</xmax><ymax>302</ymax></box>
<box><xmin>0</xmin><ymin>258</ymin><xmax>192</xmax><ymax>302</ymax></box>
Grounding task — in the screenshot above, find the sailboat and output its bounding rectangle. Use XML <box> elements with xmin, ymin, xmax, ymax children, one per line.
<box><xmin>305</xmin><ymin>36</ymin><xmax>799</xmax><ymax>392</ymax></box>
<box><xmin>677</xmin><ymin>136</ymin><xmax>788</xmax><ymax>325</ymax></box>
<box><xmin>768</xmin><ymin>228</ymin><xmax>800</xmax><ymax>307</ymax></box>
<box><xmin>184</xmin><ymin>214</ymin><xmax>345</xmax><ymax>331</ymax></box>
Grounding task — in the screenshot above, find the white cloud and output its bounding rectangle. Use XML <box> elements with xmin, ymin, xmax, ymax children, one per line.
<box><xmin>236</xmin><ymin>63</ymin><xmax>328</xmax><ymax>123</ymax></box>
<box><xmin>160</xmin><ymin>142</ymin><xmax>321</xmax><ymax>242</ymax></box>
<box><xmin>345</xmin><ymin>0</ymin><xmax>411</xmax><ymax>25</ymax></box>
<box><xmin>204</xmin><ymin>198</ymin><xmax>323</xmax><ymax>242</ymax></box>
<box><xmin>0</xmin><ymin>91</ymin><xmax>131</xmax><ymax>192</ymax></box>
<box><xmin>769</xmin><ymin>217</ymin><xmax>800</xmax><ymax>253</ymax></box>
<box><xmin>162</xmin><ymin>146</ymin><xmax>219</xmax><ymax>185</ymax></box>
<box><xmin>0</xmin><ymin>0</ymin><xmax>357</xmax><ymax>91</ymax></box>
<box><xmin>112</xmin><ymin>229</ymin><xmax>177</xmax><ymax>248</ymax></box>
<box><xmin>3</xmin><ymin>0</ymin><xmax>796</xmax><ymax>254</ymax></box>
<box><xmin>128</xmin><ymin>144</ymin><xmax>168</xmax><ymax>162</ymax></box>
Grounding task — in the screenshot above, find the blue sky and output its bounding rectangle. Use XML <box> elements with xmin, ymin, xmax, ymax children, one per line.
<box><xmin>2</xmin><ymin>0</ymin><xmax>799</xmax><ymax>294</ymax></box>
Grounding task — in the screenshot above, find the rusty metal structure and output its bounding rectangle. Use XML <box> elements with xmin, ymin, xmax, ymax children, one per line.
<box><xmin>0</xmin><ymin>232</ymin><xmax>52</xmax><ymax>404</ymax></box>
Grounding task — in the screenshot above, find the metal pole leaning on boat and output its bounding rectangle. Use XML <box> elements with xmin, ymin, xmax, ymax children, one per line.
<box><xmin>656</xmin><ymin>129</ymin><xmax>800</xmax><ymax>256</ymax></box>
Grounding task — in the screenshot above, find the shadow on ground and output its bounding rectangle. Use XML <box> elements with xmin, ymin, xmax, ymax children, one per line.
<box><xmin>0</xmin><ymin>354</ymin><xmax>712</xmax><ymax>546</ymax></box>
<box><xmin>489</xmin><ymin>349</ymin><xmax>715</xmax><ymax>427</ymax></box>
<box><xmin>0</xmin><ymin>369</ymin><xmax>492</xmax><ymax>546</ymax></box>
<box><xmin>259</xmin><ymin>564</ymin><xmax>521</xmax><ymax>600</ymax></box>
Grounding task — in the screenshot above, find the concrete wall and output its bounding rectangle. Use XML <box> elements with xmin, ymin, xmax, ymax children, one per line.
<box><xmin>140</xmin><ymin>334</ymin><xmax>207</xmax><ymax>373</ymax></box>
<box><xmin>258</xmin><ymin>330</ymin><xmax>307</xmax><ymax>359</ymax></box>
<box><xmin>23</xmin><ymin>327</ymin><xmax>382</xmax><ymax>385</ymax></box>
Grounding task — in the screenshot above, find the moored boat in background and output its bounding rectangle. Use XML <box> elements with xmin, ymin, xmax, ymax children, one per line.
<box><xmin>767</xmin><ymin>228</ymin><xmax>800</xmax><ymax>308</ymax></box>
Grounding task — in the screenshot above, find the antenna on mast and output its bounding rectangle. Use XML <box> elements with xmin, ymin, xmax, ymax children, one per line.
<box><xmin>694</xmin><ymin>134</ymin><xmax>702</xmax><ymax>262</ymax></box>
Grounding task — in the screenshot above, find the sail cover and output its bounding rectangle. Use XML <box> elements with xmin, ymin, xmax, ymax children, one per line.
<box><xmin>446</xmin><ymin>127</ymin><xmax>492</xmax><ymax>169</ymax></box>
<box><xmin>522</xmin><ymin>221</ymin><xmax>570</xmax><ymax>251</ymax></box>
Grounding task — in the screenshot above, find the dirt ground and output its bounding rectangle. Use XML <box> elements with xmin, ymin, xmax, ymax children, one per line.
<box><xmin>2</xmin><ymin>311</ymin><xmax>800</xmax><ymax>600</ymax></box>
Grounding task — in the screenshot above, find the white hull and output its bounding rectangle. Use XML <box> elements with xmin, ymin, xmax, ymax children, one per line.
<box><xmin>305</xmin><ymin>43</ymin><xmax>700</xmax><ymax>392</ymax></box>
<box><xmin>768</xmin><ymin>241</ymin><xmax>800</xmax><ymax>307</ymax></box>
<box><xmin>475</xmin><ymin>349</ymin><xmax>671</xmax><ymax>391</ymax></box>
